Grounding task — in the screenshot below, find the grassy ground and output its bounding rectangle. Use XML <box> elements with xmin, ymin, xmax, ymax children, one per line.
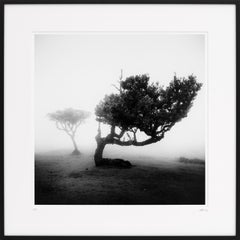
<box><xmin>35</xmin><ymin>152</ymin><xmax>205</xmax><ymax>204</ymax></box>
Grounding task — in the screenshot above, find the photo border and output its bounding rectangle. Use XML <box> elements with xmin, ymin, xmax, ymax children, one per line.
<box><xmin>33</xmin><ymin>30</ymin><xmax>208</xmax><ymax>206</ymax></box>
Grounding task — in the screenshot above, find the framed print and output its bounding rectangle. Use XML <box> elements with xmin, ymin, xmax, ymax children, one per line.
<box><xmin>1</xmin><ymin>0</ymin><xmax>239</xmax><ymax>239</ymax></box>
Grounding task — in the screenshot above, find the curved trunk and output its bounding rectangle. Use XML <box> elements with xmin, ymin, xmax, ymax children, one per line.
<box><xmin>94</xmin><ymin>139</ymin><xmax>106</xmax><ymax>166</ymax></box>
<box><xmin>71</xmin><ymin>136</ymin><xmax>80</xmax><ymax>155</ymax></box>
<box><xmin>93</xmin><ymin>124</ymin><xmax>132</xmax><ymax>168</ymax></box>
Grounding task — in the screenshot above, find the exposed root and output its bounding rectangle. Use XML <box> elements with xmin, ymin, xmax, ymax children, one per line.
<box><xmin>96</xmin><ymin>158</ymin><xmax>132</xmax><ymax>168</ymax></box>
<box><xmin>71</xmin><ymin>149</ymin><xmax>81</xmax><ymax>155</ymax></box>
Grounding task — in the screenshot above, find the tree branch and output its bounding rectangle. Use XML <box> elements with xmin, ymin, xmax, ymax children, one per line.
<box><xmin>55</xmin><ymin>121</ymin><xmax>73</xmax><ymax>137</ymax></box>
<box><xmin>110</xmin><ymin>125</ymin><xmax>115</xmax><ymax>137</ymax></box>
<box><xmin>111</xmin><ymin>84</ymin><xmax>121</xmax><ymax>92</ymax></box>
<box><xmin>114</xmin><ymin>128</ymin><xmax>125</xmax><ymax>139</ymax></box>
<box><xmin>72</xmin><ymin>121</ymin><xmax>81</xmax><ymax>135</ymax></box>
<box><xmin>157</xmin><ymin>123</ymin><xmax>174</xmax><ymax>135</ymax></box>
<box><xmin>133</xmin><ymin>131</ymin><xmax>137</xmax><ymax>142</ymax></box>
<box><xmin>56</xmin><ymin>122</ymin><xmax>65</xmax><ymax>131</ymax></box>
<box><xmin>96</xmin><ymin>121</ymin><xmax>102</xmax><ymax>139</ymax></box>
<box><xmin>110</xmin><ymin>135</ymin><xmax>163</xmax><ymax>146</ymax></box>
<box><xmin>129</xmin><ymin>128</ymin><xmax>137</xmax><ymax>142</ymax></box>
<box><xmin>126</xmin><ymin>132</ymin><xmax>132</xmax><ymax>141</ymax></box>
<box><xmin>119</xmin><ymin>69</ymin><xmax>123</xmax><ymax>94</ymax></box>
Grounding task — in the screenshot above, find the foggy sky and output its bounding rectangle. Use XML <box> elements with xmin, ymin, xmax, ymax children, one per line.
<box><xmin>35</xmin><ymin>33</ymin><xmax>205</xmax><ymax>160</ymax></box>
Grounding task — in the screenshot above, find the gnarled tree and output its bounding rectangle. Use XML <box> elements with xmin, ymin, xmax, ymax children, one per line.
<box><xmin>48</xmin><ymin>108</ymin><xmax>90</xmax><ymax>155</ymax></box>
<box><xmin>94</xmin><ymin>73</ymin><xmax>202</xmax><ymax>167</ymax></box>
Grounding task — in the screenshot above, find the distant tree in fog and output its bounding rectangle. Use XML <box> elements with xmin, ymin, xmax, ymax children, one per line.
<box><xmin>94</xmin><ymin>71</ymin><xmax>202</xmax><ymax>167</ymax></box>
<box><xmin>48</xmin><ymin>108</ymin><xmax>90</xmax><ymax>155</ymax></box>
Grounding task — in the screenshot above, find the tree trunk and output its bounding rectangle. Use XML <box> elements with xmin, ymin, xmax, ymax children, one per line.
<box><xmin>94</xmin><ymin>137</ymin><xmax>132</xmax><ymax>168</ymax></box>
<box><xmin>93</xmin><ymin>125</ymin><xmax>132</xmax><ymax>168</ymax></box>
<box><xmin>94</xmin><ymin>139</ymin><xmax>106</xmax><ymax>166</ymax></box>
<box><xmin>71</xmin><ymin>136</ymin><xmax>80</xmax><ymax>155</ymax></box>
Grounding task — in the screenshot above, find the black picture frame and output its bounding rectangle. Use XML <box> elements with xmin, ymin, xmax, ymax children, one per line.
<box><xmin>1</xmin><ymin>0</ymin><xmax>239</xmax><ymax>239</ymax></box>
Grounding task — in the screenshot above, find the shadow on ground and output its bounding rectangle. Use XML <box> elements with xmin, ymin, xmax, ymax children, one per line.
<box><xmin>35</xmin><ymin>152</ymin><xmax>205</xmax><ymax>204</ymax></box>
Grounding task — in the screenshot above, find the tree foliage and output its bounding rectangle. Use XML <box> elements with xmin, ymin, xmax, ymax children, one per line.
<box><xmin>95</xmin><ymin>74</ymin><xmax>202</xmax><ymax>147</ymax></box>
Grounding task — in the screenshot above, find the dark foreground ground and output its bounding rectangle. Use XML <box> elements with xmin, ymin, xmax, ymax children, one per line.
<box><xmin>35</xmin><ymin>152</ymin><xmax>205</xmax><ymax>204</ymax></box>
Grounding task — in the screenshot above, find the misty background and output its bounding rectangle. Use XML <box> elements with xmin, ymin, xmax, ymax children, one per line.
<box><xmin>35</xmin><ymin>33</ymin><xmax>205</xmax><ymax>160</ymax></box>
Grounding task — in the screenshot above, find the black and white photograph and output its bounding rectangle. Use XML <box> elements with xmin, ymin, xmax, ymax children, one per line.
<box><xmin>34</xmin><ymin>33</ymin><xmax>205</xmax><ymax>205</ymax></box>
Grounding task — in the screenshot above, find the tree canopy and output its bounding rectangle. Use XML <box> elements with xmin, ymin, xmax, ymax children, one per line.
<box><xmin>95</xmin><ymin>74</ymin><xmax>202</xmax><ymax>147</ymax></box>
